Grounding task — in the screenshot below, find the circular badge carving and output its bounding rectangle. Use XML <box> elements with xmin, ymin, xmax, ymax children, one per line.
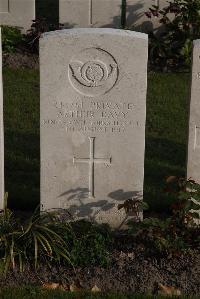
<box><xmin>68</xmin><ymin>48</ymin><xmax>118</xmax><ymax>97</ymax></box>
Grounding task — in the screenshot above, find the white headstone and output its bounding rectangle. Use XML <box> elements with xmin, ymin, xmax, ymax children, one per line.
<box><xmin>0</xmin><ymin>28</ymin><xmax>4</xmax><ymax>209</ymax></box>
<box><xmin>126</xmin><ymin>0</ymin><xmax>169</xmax><ymax>32</ymax></box>
<box><xmin>40</xmin><ymin>29</ymin><xmax>148</xmax><ymax>227</ymax></box>
<box><xmin>0</xmin><ymin>0</ymin><xmax>35</xmax><ymax>32</ymax></box>
<box><xmin>187</xmin><ymin>40</ymin><xmax>200</xmax><ymax>183</ymax></box>
<box><xmin>187</xmin><ymin>40</ymin><xmax>200</xmax><ymax>222</ymax></box>
<box><xmin>59</xmin><ymin>0</ymin><xmax>122</xmax><ymax>29</ymax></box>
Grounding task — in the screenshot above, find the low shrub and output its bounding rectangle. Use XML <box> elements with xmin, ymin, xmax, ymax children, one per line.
<box><xmin>0</xmin><ymin>196</ymin><xmax>112</xmax><ymax>272</ymax></box>
<box><xmin>128</xmin><ymin>177</ymin><xmax>200</xmax><ymax>255</ymax></box>
<box><xmin>145</xmin><ymin>0</ymin><xmax>200</xmax><ymax>70</ymax></box>
<box><xmin>0</xmin><ymin>176</ymin><xmax>199</xmax><ymax>273</ymax></box>
<box><xmin>25</xmin><ymin>18</ymin><xmax>63</xmax><ymax>53</ymax></box>
<box><xmin>1</xmin><ymin>26</ymin><xmax>24</xmax><ymax>53</ymax></box>
<box><xmin>65</xmin><ymin>220</ymin><xmax>112</xmax><ymax>267</ymax></box>
<box><xmin>0</xmin><ymin>198</ymin><xmax>72</xmax><ymax>273</ymax></box>
<box><xmin>1</xmin><ymin>20</ymin><xmax>63</xmax><ymax>54</ymax></box>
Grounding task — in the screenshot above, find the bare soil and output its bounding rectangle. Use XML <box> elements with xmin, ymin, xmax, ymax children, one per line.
<box><xmin>1</xmin><ymin>247</ymin><xmax>199</xmax><ymax>295</ymax></box>
<box><xmin>3</xmin><ymin>52</ymin><xmax>39</xmax><ymax>69</ymax></box>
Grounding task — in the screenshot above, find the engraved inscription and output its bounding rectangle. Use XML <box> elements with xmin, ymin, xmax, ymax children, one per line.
<box><xmin>42</xmin><ymin>100</ymin><xmax>138</xmax><ymax>133</ymax></box>
<box><xmin>69</xmin><ymin>48</ymin><xmax>118</xmax><ymax>97</ymax></box>
<box><xmin>73</xmin><ymin>137</ymin><xmax>111</xmax><ymax>198</ymax></box>
<box><xmin>0</xmin><ymin>0</ymin><xmax>9</xmax><ymax>13</ymax></box>
<box><xmin>194</xmin><ymin>126</ymin><xmax>200</xmax><ymax>149</ymax></box>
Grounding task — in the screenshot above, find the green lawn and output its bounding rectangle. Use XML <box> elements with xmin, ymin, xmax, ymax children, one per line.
<box><xmin>3</xmin><ymin>68</ymin><xmax>190</xmax><ymax>212</ymax></box>
<box><xmin>3</xmin><ymin>68</ymin><xmax>39</xmax><ymax>210</ymax></box>
<box><xmin>0</xmin><ymin>288</ymin><xmax>197</xmax><ymax>299</ymax></box>
<box><xmin>145</xmin><ymin>72</ymin><xmax>190</xmax><ymax>212</ymax></box>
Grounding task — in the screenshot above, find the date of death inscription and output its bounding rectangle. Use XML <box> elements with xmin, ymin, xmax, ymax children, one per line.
<box><xmin>42</xmin><ymin>100</ymin><xmax>142</xmax><ymax>134</ymax></box>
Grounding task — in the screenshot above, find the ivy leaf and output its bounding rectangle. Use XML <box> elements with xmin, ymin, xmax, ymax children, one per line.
<box><xmin>178</xmin><ymin>191</ymin><xmax>191</xmax><ymax>200</ymax></box>
<box><xmin>190</xmin><ymin>212</ymin><xmax>200</xmax><ymax>219</ymax></box>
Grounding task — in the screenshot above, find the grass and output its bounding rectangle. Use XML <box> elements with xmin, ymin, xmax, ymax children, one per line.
<box><xmin>3</xmin><ymin>68</ymin><xmax>39</xmax><ymax>210</ymax></box>
<box><xmin>0</xmin><ymin>288</ymin><xmax>197</xmax><ymax>299</ymax></box>
<box><xmin>3</xmin><ymin>68</ymin><xmax>190</xmax><ymax>212</ymax></box>
<box><xmin>145</xmin><ymin>71</ymin><xmax>190</xmax><ymax>212</ymax></box>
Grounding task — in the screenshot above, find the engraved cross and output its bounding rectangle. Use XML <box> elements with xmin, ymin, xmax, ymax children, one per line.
<box><xmin>73</xmin><ymin>137</ymin><xmax>111</xmax><ymax>199</ymax></box>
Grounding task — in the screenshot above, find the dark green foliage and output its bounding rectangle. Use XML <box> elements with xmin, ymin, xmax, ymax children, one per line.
<box><xmin>128</xmin><ymin>215</ymin><xmax>199</xmax><ymax>254</ymax></box>
<box><xmin>0</xmin><ymin>197</ymin><xmax>72</xmax><ymax>273</ymax></box>
<box><xmin>165</xmin><ymin>176</ymin><xmax>200</xmax><ymax>224</ymax></box>
<box><xmin>1</xmin><ymin>20</ymin><xmax>62</xmax><ymax>54</ymax></box>
<box><xmin>66</xmin><ymin>220</ymin><xmax>112</xmax><ymax>267</ymax></box>
<box><xmin>128</xmin><ymin>177</ymin><xmax>200</xmax><ymax>255</ymax></box>
<box><xmin>25</xmin><ymin>18</ymin><xmax>63</xmax><ymax>53</ymax></box>
<box><xmin>0</xmin><ymin>197</ymin><xmax>112</xmax><ymax>271</ymax></box>
<box><xmin>146</xmin><ymin>0</ymin><xmax>200</xmax><ymax>70</ymax></box>
<box><xmin>118</xmin><ymin>198</ymin><xmax>149</xmax><ymax>221</ymax></box>
<box><xmin>1</xmin><ymin>26</ymin><xmax>24</xmax><ymax>53</ymax></box>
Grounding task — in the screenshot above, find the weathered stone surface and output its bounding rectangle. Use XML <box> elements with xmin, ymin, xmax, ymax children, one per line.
<box><xmin>126</xmin><ymin>0</ymin><xmax>168</xmax><ymax>32</ymax></box>
<box><xmin>187</xmin><ymin>40</ymin><xmax>200</xmax><ymax>222</ymax></box>
<box><xmin>59</xmin><ymin>0</ymin><xmax>122</xmax><ymax>28</ymax></box>
<box><xmin>0</xmin><ymin>28</ymin><xmax>4</xmax><ymax>209</ymax></box>
<box><xmin>40</xmin><ymin>28</ymin><xmax>148</xmax><ymax>227</ymax></box>
<box><xmin>0</xmin><ymin>0</ymin><xmax>35</xmax><ymax>32</ymax></box>
<box><xmin>187</xmin><ymin>40</ymin><xmax>200</xmax><ymax>183</ymax></box>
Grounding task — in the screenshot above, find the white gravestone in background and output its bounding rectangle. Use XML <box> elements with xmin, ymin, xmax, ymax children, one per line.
<box><xmin>0</xmin><ymin>28</ymin><xmax>4</xmax><ymax>209</ymax></box>
<box><xmin>126</xmin><ymin>0</ymin><xmax>169</xmax><ymax>32</ymax></box>
<box><xmin>187</xmin><ymin>40</ymin><xmax>200</xmax><ymax>221</ymax></box>
<box><xmin>40</xmin><ymin>29</ymin><xmax>148</xmax><ymax>227</ymax></box>
<box><xmin>187</xmin><ymin>40</ymin><xmax>200</xmax><ymax>183</ymax></box>
<box><xmin>0</xmin><ymin>0</ymin><xmax>35</xmax><ymax>32</ymax></box>
<box><xmin>59</xmin><ymin>0</ymin><xmax>122</xmax><ymax>29</ymax></box>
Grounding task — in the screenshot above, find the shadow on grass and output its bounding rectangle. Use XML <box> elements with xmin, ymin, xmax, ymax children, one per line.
<box><xmin>5</xmin><ymin>130</ymin><xmax>39</xmax><ymax>211</ymax></box>
<box><xmin>144</xmin><ymin>136</ymin><xmax>186</xmax><ymax>212</ymax></box>
<box><xmin>3</xmin><ymin>69</ymin><xmax>189</xmax><ymax>215</ymax></box>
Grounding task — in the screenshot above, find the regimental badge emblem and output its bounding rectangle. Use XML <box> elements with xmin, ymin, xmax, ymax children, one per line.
<box><xmin>68</xmin><ymin>47</ymin><xmax>119</xmax><ymax>97</ymax></box>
